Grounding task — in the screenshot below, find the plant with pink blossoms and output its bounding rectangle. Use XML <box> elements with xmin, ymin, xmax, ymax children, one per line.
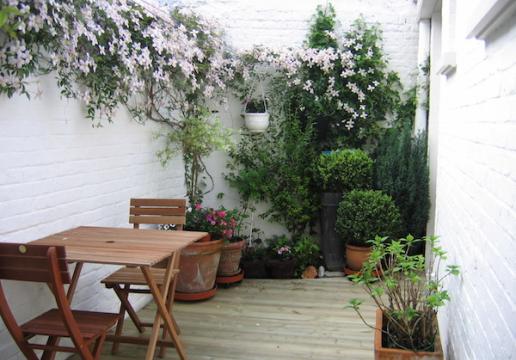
<box><xmin>185</xmin><ymin>204</ymin><xmax>242</xmax><ymax>242</ymax></box>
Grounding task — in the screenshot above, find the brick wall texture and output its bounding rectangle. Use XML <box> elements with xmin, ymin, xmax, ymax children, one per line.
<box><xmin>0</xmin><ymin>74</ymin><xmax>185</xmax><ymax>359</ymax></box>
<box><xmin>433</xmin><ymin>3</ymin><xmax>516</xmax><ymax>359</ymax></box>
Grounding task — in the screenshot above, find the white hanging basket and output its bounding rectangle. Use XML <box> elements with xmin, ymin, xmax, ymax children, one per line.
<box><xmin>244</xmin><ymin>112</ymin><xmax>270</xmax><ymax>133</ymax></box>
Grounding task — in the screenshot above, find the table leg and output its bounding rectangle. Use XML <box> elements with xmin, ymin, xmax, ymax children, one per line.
<box><xmin>141</xmin><ymin>256</ymin><xmax>187</xmax><ymax>360</ymax></box>
<box><xmin>42</xmin><ymin>262</ymin><xmax>83</xmax><ymax>360</ymax></box>
<box><xmin>159</xmin><ymin>251</ymin><xmax>181</xmax><ymax>357</ymax></box>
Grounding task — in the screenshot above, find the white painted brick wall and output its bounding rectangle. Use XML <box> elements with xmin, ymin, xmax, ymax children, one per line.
<box><xmin>433</xmin><ymin>1</ymin><xmax>516</xmax><ymax>359</ymax></box>
<box><xmin>0</xmin><ymin>74</ymin><xmax>185</xmax><ymax>359</ymax></box>
<box><xmin>182</xmin><ymin>0</ymin><xmax>420</xmax><ymax>238</ymax></box>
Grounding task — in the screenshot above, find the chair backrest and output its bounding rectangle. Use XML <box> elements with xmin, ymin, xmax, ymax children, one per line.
<box><xmin>129</xmin><ymin>198</ymin><xmax>187</xmax><ymax>230</ymax></box>
<box><xmin>0</xmin><ymin>244</ymin><xmax>88</xmax><ymax>360</ymax></box>
<box><xmin>0</xmin><ymin>243</ymin><xmax>70</xmax><ymax>283</ymax></box>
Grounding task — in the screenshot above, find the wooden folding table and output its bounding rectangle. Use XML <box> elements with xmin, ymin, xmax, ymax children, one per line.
<box><xmin>30</xmin><ymin>226</ymin><xmax>207</xmax><ymax>360</ymax></box>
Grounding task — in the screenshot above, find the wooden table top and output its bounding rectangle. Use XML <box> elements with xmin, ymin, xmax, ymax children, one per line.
<box><xmin>30</xmin><ymin>226</ymin><xmax>208</xmax><ymax>266</ymax></box>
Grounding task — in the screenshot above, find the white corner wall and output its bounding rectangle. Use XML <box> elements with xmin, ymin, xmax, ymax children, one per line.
<box><xmin>430</xmin><ymin>1</ymin><xmax>516</xmax><ymax>358</ymax></box>
<box><xmin>182</xmin><ymin>0</ymin><xmax>420</xmax><ymax>238</ymax></box>
<box><xmin>0</xmin><ymin>74</ymin><xmax>185</xmax><ymax>359</ymax></box>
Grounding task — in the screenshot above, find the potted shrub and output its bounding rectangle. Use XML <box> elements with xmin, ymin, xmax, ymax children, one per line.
<box><xmin>292</xmin><ymin>235</ymin><xmax>322</xmax><ymax>278</ymax></box>
<box><xmin>336</xmin><ymin>190</ymin><xmax>401</xmax><ymax>274</ymax></box>
<box><xmin>243</xmin><ymin>98</ymin><xmax>269</xmax><ymax>133</ymax></box>
<box><xmin>241</xmin><ymin>244</ymin><xmax>268</xmax><ymax>278</ymax></box>
<box><xmin>348</xmin><ymin>235</ymin><xmax>460</xmax><ymax>359</ymax></box>
<box><xmin>266</xmin><ymin>235</ymin><xmax>297</xmax><ymax>279</ymax></box>
<box><xmin>317</xmin><ymin>149</ymin><xmax>373</xmax><ymax>270</ymax></box>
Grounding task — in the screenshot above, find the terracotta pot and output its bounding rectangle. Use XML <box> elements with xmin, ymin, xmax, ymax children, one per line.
<box><xmin>217</xmin><ymin>239</ymin><xmax>245</xmax><ymax>276</ymax></box>
<box><xmin>241</xmin><ymin>259</ymin><xmax>267</xmax><ymax>278</ymax></box>
<box><xmin>345</xmin><ymin>244</ymin><xmax>372</xmax><ymax>271</ymax></box>
<box><xmin>267</xmin><ymin>259</ymin><xmax>297</xmax><ymax>279</ymax></box>
<box><xmin>176</xmin><ymin>239</ymin><xmax>223</xmax><ymax>293</ymax></box>
<box><xmin>375</xmin><ymin>309</ymin><xmax>443</xmax><ymax>360</ymax></box>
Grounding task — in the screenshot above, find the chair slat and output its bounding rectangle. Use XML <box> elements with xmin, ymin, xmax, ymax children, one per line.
<box><xmin>130</xmin><ymin>199</ymin><xmax>186</xmax><ymax>207</ymax></box>
<box><xmin>0</xmin><ymin>244</ymin><xmax>70</xmax><ymax>284</ymax></box>
<box><xmin>129</xmin><ymin>215</ymin><xmax>186</xmax><ymax>225</ymax></box>
<box><xmin>130</xmin><ymin>207</ymin><xmax>186</xmax><ymax>216</ymax></box>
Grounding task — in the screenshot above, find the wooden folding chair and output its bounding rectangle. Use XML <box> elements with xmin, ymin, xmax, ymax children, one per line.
<box><xmin>0</xmin><ymin>243</ymin><xmax>118</xmax><ymax>360</ymax></box>
<box><xmin>101</xmin><ymin>198</ymin><xmax>186</xmax><ymax>356</ymax></box>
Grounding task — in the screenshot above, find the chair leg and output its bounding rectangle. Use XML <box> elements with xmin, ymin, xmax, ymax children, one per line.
<box><xmin>92</xmin><ymin>333</ymin><xmax>106</xmax><ymax>360</ymax></box>
<box><xmin>113</xmin><ymin>284</ymin><xmax>144</xmax><ymax>333</ymax></box>
<box><xmin>111</xmin><ymin>285</ymin><xmax>129</xmax><ymax>355</ymax></box>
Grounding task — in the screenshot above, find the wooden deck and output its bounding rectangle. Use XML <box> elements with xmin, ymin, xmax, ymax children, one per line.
<box><xmin>80</xmin><ymin>278</ymin><xmax>375</xmax><ymax>359</ymax></box>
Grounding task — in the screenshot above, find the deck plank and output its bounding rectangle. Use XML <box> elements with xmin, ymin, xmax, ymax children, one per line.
<box><xmin>74</xmin><ymin>278</ymin><xmax>375</xmax><ymax>359</ymax></box>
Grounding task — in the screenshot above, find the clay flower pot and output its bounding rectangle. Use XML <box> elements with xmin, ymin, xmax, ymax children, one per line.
<box><xmin>345</xmin><ymin>244</ymin><xmax>372</xmax><ymax>272</ymax></box>
<box><xmin>217</xmin><ymin>239</ymin><xmax>245</xmax><ymax>276</ymax></box>
<box><xmin>266</xmin><ymin>258</ymin><xmax>297</xmax><ymax>279</ymax></box>
<box><xmin>176</xmin><ymin>238</ymin><xmax>223</xmax><ymax>294</ymax></box>
<box><xmin>375</xmin><ymin>309</ymin><xmax>443</xmax><ymax>359</ymax></box>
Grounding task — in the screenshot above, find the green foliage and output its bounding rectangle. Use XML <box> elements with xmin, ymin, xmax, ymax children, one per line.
<box><xmin>307</xmin><ymin>4</ymin><xmax>338</xmax><ymax>49</ymax></box>
<box><xmin>267</xmin><ymin>235</ymin><xmax>294</xmax><ymax>260</ymax></box>
<box><xmin>336</xmin><ymin>190</ymin><xmax>401</xmax><ymax>246</ymax></box>
<box><xmin>293</xmin><ymin>235</ymin><xmax>321</xmax><ymax>273</ymax></box>
<box><xmin>0</xmin><ymin>5</ymin><xmax>20</xmax><ymax>38</ymax></box>
<box><xmin>226</xmin><ymin>114</ymin><xmax>318</xmax><ymax>238</ymax></box>
<box><xmin>244</xmin><ymin>98</ymin><xmax>267</xmax><ymax>113</ymax></box>
<box><xmin>158</xmin><ymin>109</ymin><xmax>233</xmax><ymax>205</ymax></box>
<box><xmin>348</xmin><ymin>235</ymin><xmax>459</xmax><ymax>352</ymax></box>
<box><xmin>374</xmin><ymin>91</ymin><xmax>430</xmax><ymax>238</ymax></box>
<box><xmin>317</xmin><ymin>149</ymin><xmax>373</xmax><ymax>193</ymax></box>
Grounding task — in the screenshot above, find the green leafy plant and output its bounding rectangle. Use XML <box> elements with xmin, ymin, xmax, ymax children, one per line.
<box><xmin>0</xmin><ymin>5</ymin><xmax>20</xmax><ymax>38</ymax></box>
<box><xmin>293</xmin><ymin>235</ymin><xmax>321</xmax><ymax>273</ymax></box>
<box><xmin>226</xmin><ymin>114</ymin><xmax>318</xmax><ymax>238</ymax></box>
<box><xmin>267</xmin><ymin>235</ymin><xmax>294</xmax><ymax>260</ymax></box>
<box><xmin>158</xmin><ymin>109</ymin><xmax>232</xmax><ymax>205</ymax></box>
<box><xmin>336</xmin><ymin>190</ymin><xmax>401</xmax><ymax>247</ymax></box>
<box><xmin>307</xmin><ymin>4</ymin><xmax>338</xmax><ymax>49</ymax></box>
<box><xmin>317</xmin><ymin>149</ymin><xmax>373</xmax><ymax>193</ymax></box>
<box><xmin>374</xmin><ymin>91</ymin><xmax>430</xmax><ymax>238</ymax></box>
<box><xmin>348</xmin><ymin>235</ymin><xmax>459</xmax><ymax>352</ymax></box>
<box><xmin>244</xmin><ymin>98</ymin><xmax>267</xmax><ymax>113</ymax></box>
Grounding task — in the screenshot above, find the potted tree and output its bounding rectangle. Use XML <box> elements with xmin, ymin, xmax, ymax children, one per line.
<box><xmin>266</xmin><ymin>236</ymin><xmax>297</xmax><ymax>279</ymax></box>
<box><xmin>348</xmin><ymin>235</ymin><xmax>459</xmax><ymax>359</ymax></box>
<box><xmin>317</xmin><ymin>149</ymin><xmax>373</xmax><ymax>270</ymax></box>
<box><xmin>336</xmin><ymin>190</ymin><xmax>401</xmax><ymax>274</ymax></box>
<box><xmin>243</xmin><ymin>98</ymin><xmax>269</xmax><ymax>133</ymax></box>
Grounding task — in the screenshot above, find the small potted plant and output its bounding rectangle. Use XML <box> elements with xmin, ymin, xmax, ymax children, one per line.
<box><xmin>243</xmin><ymin>98</ymin><xmax>269</xmax><ymax>133</ymax></box>
<box><xmin>336</xmin><ymin>190</ymin><xmax>401</xmax><ymax>274</ymax></box>
<box><xmin>176</xmin><ymin>204</ymin><xmax>225</xmax><ymax>300</ymax></box>
<box><xmin>266</xmin><ymin>235</ymin><xmax>297</xmax><ymax>279</ymax></box>
<box><xmin>241</xmin><ymin>243</ymin><xmax>268</xmax><ymax>278</ymax></box>
<box><xmin>348</xmin><ymin>235</ymin><xmax>459</xmax><ymax>359</ymax></box>
<box><xmin>293</xmin><ymin>235</ymin><xmax>322</xmax><ymax>278</ymax></box>
<box><xmin>317</xmin><ymin>149</ymin><xmax>373</xmax><ymax>270</ymax></box>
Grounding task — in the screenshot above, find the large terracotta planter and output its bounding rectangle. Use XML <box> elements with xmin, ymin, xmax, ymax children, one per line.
<box><xmin>375</xmin><ymin>309</ymin><xmax>443</xmax><ymax>360</ymax></box>
<box><xmin>176</xmin><ymin>238</ymin><xmax>223</xmax><ymax>294</ymax></box>
<box><xmin>345</xmin><ymin>244</ymin><xmax>372</xmax><ymax>272</ymax></box>
<box><xmin>217</xmin><ymin>239</ymin><xmax>245</xmax><ymax>276</ymax></box>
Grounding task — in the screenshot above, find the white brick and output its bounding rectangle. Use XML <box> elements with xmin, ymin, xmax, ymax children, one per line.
<box><xmin>0</xmin><ymin>74</ymin><xmax>185</xmax><ymax>359</ymax></box>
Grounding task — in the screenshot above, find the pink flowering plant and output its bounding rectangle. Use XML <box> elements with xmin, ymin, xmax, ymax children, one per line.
<box><xmin>185</xmin><ymin>204</ymin><xmax>242</xmax><ymax>242</ymax></box>
<box><xmin>267</xmin><ymin>235</ymin><xmax>294</xmax><ymax>261</ymax></box>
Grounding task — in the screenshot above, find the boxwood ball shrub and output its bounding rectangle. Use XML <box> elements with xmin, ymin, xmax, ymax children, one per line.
<box><xmin>336</xmin><ymin>190</ymin><xmax>401</xmax><ymax>247</ymax></box>
<box><xmin>317</xmin><ymin>149</ymin><xmax>373</xmax><ymax>193</ymax></box>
